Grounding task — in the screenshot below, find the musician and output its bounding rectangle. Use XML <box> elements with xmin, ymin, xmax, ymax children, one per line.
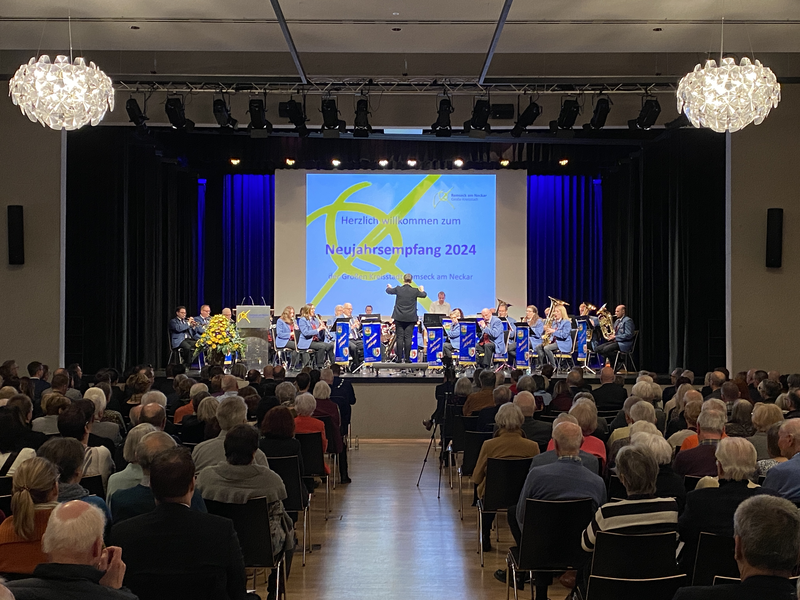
<box><xmin>327</xmin><ymin>305</ymin><xmax>344</xmax><ymax>330</ymax></box>
<box><xmin>497</xmin><ymin>303</ymin><xmax>516</xmax><ymax>366</ymax></box>
<box><xmin>443</xmin><ymin>308</ymin><xmax>464</xmax><ymax>365</ymax></box>
<box><xmin>430</xmin><ymin>291</ymin><xmax>451</xmax><ymax>315</ymax></box>
<box><xmin>364</xmin><ymin>305</ymin><xmax>373</xmax><ymax>315</ymax></box>
<box><xmin>276</xmin><ymin>306</ymin><xmax>297</xmax><ymax>364</ymax></box>
<box><xmin>522</xmin><ymin>305</ymin><xmax>545</xmax><ymax>350</ymax></box>
<box><xmin>168</xmin><ymin>306</ymin><xmax>198</xmax><ymax>364</ymax></box>
<box><xmin>578</xmin><ymin>303</ymin><xmax>601</xmax><ymax>351</ymax></box>
<box><xmin>386</xmin><ymin>273</ymin><xmax>427</xmax><ymax>363</ymax></box>
<box><xmin>221</xmin><ymin>307</ymin><xmax>233</xmax><ymax>321</ymax></box>
<box><xmin>535</xmin><ymin>305</ymin><xmax>572</xmax><ymax>368</ymax></box>
<box><xmin>476</xmin><ymin>308</ymin><xmax>505</xmax><ymax>368</ymax></box>
<box><xmin>343</xmin><ymin>303</ymin><xmax>363</xmax><ymax>368</ymax></box>
<box><xmin>192</xmin><ymin>305</ymin><xmax>211</xmax><ymax>340</ymax></box>
<box><xmin>297</xmin><ymin>304</ymin><xmax>335</xmax><ymax>368</ymax></box>
<box><xmin>595</xmin><ymin>305</ymin><xmax>635</xmax><ymax>368</ymax></box>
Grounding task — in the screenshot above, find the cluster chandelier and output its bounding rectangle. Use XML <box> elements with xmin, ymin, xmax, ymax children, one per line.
<box><xmin>9</xmin><ymin>54</ymin><xmax>115</xmax><ymax>130</ymax></box>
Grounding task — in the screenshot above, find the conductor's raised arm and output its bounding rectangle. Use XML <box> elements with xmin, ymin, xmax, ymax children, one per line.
<box><xmin>386</xmin><ymin>283</ymin><xmax>398</xmax><ymax>295</ymax></box>
<box><xmin>416</xmin><ymin>285</ymin><xmax>427</xmax><ymax>298</ymax></box>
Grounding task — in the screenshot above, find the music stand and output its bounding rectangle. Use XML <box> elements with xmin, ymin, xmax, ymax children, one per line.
<box><xmin>423</xmin><ymin>313</ymin><xmax>444</xmax><ymax>329</ymax></box>
<box><xmin>359</xmin><ymin>314</ymin><xmax>381</xmax><ymax>322</ymax></box>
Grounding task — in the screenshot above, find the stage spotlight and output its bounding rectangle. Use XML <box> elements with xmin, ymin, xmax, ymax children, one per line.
<box><xmin>453</xmin><ymin>158</ymin><xmax>464</xmax><ymax>168</ymax></box>
<box><xmin>229</xmin><ymin>158</ymin><xmax>241</xmax><ymax>166</ymax></box>
<box><xmin>279</xmin><ymin>99</ymin><xmax>309</xmax><ymax>137</ymax></box>
<box><xmin>431</xmin><ymin>97</ymin><xmax>454</xmax><ymax>137</ymax></box>
<box><xmin>549</xmin><ymin>99</ymin><xmax>580</xmax><ymax>131</ymax></box>
<box><xmin>378</xmin><ymin>159</ymin><xmax>389</xmax><ymax>167</ymax></box>
<box><xmin>285</xmin><ymin>158</ymin><xmax>295</xmax><ymax>166</ymax></box>
<box><xmin>500</xmin><ymin>159</ymin><xmax>510</xmax><ymax>167</ymax></box>
<box><xmin>353</xmin><ymin>98</ymin><xmax>372</xmax><ymax>138</ymax></box>
<box><xmin>164</xmin><ymin>97</ymin><xmax>194</xmax><ymax>131</ymax></box>
<box><xmin>247</xmin><ymin>98</ymin><xmax>273</xmax><ymax>132</ymax></box>
<box><xmin>321</xmin><ymin>98</ymin><xmax>346</xmax><ymax>136</ymax></box>
<box><xmin>665</xmin><ymin>113</ymin><xmax>691</xmax><ymax>129</ymax></box>
<box><xmin>510</xmin><ymin>100</ymin><xmax>542</xmax><ymax>137</ymax></box>
<box><xmin>464</xmin><ymin>99</ymin><xmax>491</xmax><ymax>137</ymax></box>
<box><xmin>558</xmin><ymin>158</ymin><xmax>569</xmax><ymax>166</ymax></box>
<box><xmin>628</xmin><ymin>97</ymin><xmax>661</xmax><ymax>130</ymax></box>
<box><xmin>584</xmin><ymin>97</ymin><xmax>611</xmax><ymax>130</ymax></box>
<box><xmin>407</xmin><ymin>159</ymin><xmax>417</xmax><ymax>167</ymax></box>
<box><xmin>126</xmin><ymin>98</ymin><xmax>148</xmax><ymax>131</ymax></box>
<box><xmin>331</xmin><ymin>159</ymin><xmax>341</xmax><ymax>167</ymax></box>
<box><xmin>213</xmin><ymin>98</ymin><xmax>237</xmax><ymax>129</ymax></box>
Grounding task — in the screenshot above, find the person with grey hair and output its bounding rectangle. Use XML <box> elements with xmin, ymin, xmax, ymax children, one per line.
<box><xmin>312</xmin><ymin>380</ymin><xmax>348</xmax><ymax>483</ymax></box>
<box><xmin>140</xmin><ymin>390</ymin><xmax>167</xmax><ymax>408</ymax></box>
<box><xmin>105</xmin><ymin>423</ymin><xmax>157</xmax><ymax>501</ymax></box>
<box><xmin>677</xmin><ymin>437</ymin><xmax>765</xmax><ymax>576</ymax></box>
<box><xmin>528</xmin><ymin>413</ymin><xmax>601</xmax><ymax>475</ymax></box>
<box><xmin>477</xmin><ymin>385</ymin><xmax>513</xmax><ymax>432</ymax></box>
<box><xmin>275</xmin><ymin>381</ymin><xmax>297</xmax><ymax>406</ymax></box>
<box><xmin>704</xmin><ymin>370</ymin><xmax>727</xmax><ymax>400</ymax></box>
<box><xmin>85</xmin><ymin>387</ymin><xmax>122</xmax><ymax>446</ymax></box>
<box><xmin>582</xmin><ymin>445</ymin><xmax>679</xmax><ymax>553</ymax></box>
<box><xmin>511</xmin><ymin>391</ymin><xmax>552</xmax><ymax>448</ymax></box>
<box><xmin>763</xmin><ymin>418</ymin><xmax>800</xmax><ymax>502</ymax></box>
<box><xmin>674</xmin><ymin>495</ymin><xmax>800</xmax><ymax>599</ymax></box>
<box><xmin>607</xmin><ymin>397</ymin><xmax>653</xmax><ymax>446</ymax></box>
<box><xmin>543</xmin><ymin>400</ymin><xmax>607</xmax><ymax>464</ymax></box>
<box><xmin>630</xmin><ymin>432</ymin><xmax>686</xmax><ymax>511</ymax></box>
<box><xmin>6</xmin><ymin>501</ymin><xmax>136</xmax><ymax>599</ymax></box>
<box><xmin>191</xmin><ymin>396</ymin><xmax>269</xmax><ymax>473</ymax></box>
<box><xmin>674</xmin><ymin>409</ymin><xmax>727</xmax><ymax>477</ymax></box>
<box><xmin>472</xmin><ymin>403</ymin><xmax>539</xmax><ymax>552</ymax></box>
<box><xmin>294</xmin><ymin>392</ymin><xmax>329</xmax><ymax>457</ymax></box>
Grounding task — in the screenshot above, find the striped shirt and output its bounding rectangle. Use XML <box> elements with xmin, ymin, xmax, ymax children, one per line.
<box><xmin>581</xmin><ymin>495</ymin><xmax>679</xmax><ymax>552</ymax></box>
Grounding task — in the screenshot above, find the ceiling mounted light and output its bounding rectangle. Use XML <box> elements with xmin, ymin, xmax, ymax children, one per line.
<box><xmin>230</xmin><ymin>158</ymin><xmax>241</xmax><ymax>166</ymax></box>
<box><xmin>677</xmin><ymin>56</ymin><xmax>780</xmax><ymax>133</ymax></box>
<box><xmin>550</xmin><ymin>99</ymin><xmax>580</xmax><ymax>131</ymax></box>
<box><xmin>9</xmin><ymin>54</ymin><xmax>114</xmax><ymax>130</ymax></box>
<box><xmin>331</xmin><ymin>159</ymin><xmax>341</xmax><ymax>167</ymax></box>
<box><xmin>353</xmin><ymin>97</ymin><xmax>372</xmax><ymax>138</ymax></box>
<box><xmin>378</xmin><ymin>159</ymin><xmax>389</xmax><ymax>167</ymax></box>
<box><xmin>285</xmin><ymin>158</ymin><xmax>296</xmax><ymax>166</ymax></box>
<box><xmin>453</xmin><ymin>158</ymin><xmax>464</xmax><ymax>168</ymax></box>
<box><xmin>279</xmin><ymin>99</ymin><xmax>309</xmax><ymax>137</ymax></box>
<box><xmin>321</xmin><ymin>97</ymin><xmax>346</xmax><ymax>137</ymax></box>
<box><xmin>407</xmin><ymin>159</ymin><xmax>417</xmax><ymax>167</ymax></box>
<box><xmin>247</xmin><ymin>98</ymin><xmax>272</xmax><ymax>133</ymax></box>
<box><xmin>126</xmin><ymin>98</ymin><xmax>148</xmax><ymax>131</ymax></box>
<box><xmin>500</xmin><ymin>159</ymin><xmax>510</xmax><ymax>167</ymax></box>
<box><xmin>464</xmin><ymin>99</ymin><xmax>491</xmax><ymax>137</ymax></box>
<box><xmin>511</xmin><ymin>100</ymin><xmax>542</xmax><ymax>137</ymax></box>
<box><xmin>558</xmin><ymin>158</ymin><xmax>569</xmax><ymax>166</ymax></box>
<box><xmin>584</xmin><ymin>97</ymin><xmax>612</xmax><ymax>130</ymax></box>
<box><xmin>165</xmin><ymin>97</ymin><xmax>194</xmax><ymax>131</ymax></box>
<box><xmin>432</xmin><ymin>97</ymin><xmax>454</xmax><ymax>137</ymax></box>
<box><xmin>628</xmin><ymin>97</ymin><xmax>661</xmax><ymax>130</ymax></box>
<box><xmin>213</xmin><ymin>98</ymin><xmax>237</xmax><ymax>129</ymax></box>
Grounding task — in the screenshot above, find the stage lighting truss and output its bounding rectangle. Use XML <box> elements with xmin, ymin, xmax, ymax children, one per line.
<box><xmin>353</xmin><ymin>97</ymin><xmax>372</xmax><ymax>138</ymax></box>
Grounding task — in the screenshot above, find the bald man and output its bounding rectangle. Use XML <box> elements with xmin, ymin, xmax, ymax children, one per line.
<box><xmin>595</xmin><ymin>304</ymin><xmax>635</xmax><ymax>369</ymax></box>
<box><xmin>477</xmin><ymin>308</ymin><xmax>505</xmax><ymax>369</ymax></box>
<box><xmin>763</xmin><ymin>419</ymin><xmax>800</xmax><ymax>502</ymax></box>
<box><xmin>592</xmin><ymin>366</ymin><xmax>628</xmax><ymax>411</ymax></box>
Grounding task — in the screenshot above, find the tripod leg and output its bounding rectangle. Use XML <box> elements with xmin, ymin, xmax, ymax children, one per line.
<box><xmin>416</xmin><ymin>422</ymin><xmax>437</xmax><ymax>486</ymax></box>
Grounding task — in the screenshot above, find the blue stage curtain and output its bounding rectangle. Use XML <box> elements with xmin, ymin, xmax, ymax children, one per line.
<box><xmin>527</xmin><ymin>175</ymin><xmax>604</xmax><ymax>314</ymax></box>
<box><xmin>221</xmin><ymin>174</ymin><xmax>275</xmax><ymax>308</ymax></box>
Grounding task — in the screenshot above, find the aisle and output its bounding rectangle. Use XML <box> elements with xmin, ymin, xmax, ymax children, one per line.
<box><xmin>260</xmin><ymin>440</ymin><xmax>572</xmax><ymax>600</ymax></box>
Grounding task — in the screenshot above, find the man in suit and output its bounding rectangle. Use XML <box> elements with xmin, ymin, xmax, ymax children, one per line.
<box><xmin>192</xmin><ymin>304</ymin><xmax>211</xmax><ymax>340</ymax></box>
<box><xmin>169</xmin><ymin>306</ymin><xmax>197</xmax><ymax>365</ymax></box>
<box><xmin>386</xmin><ymin>273</ymin><xmax>427</xmax><ymax>362</ymax></box>
<box><xmin>342</xmin><ymin>303</ymin><xmax>364</xmax><ymax>368</ymax></box>
<box><xmin>477</xmin><ymin>307</ymin><xmax>506</xmax><ymax>368</ymax></box>
<box><xmin>595</xmin><ymin>304</ymin><xmax>635</xmax><ymax>368</ymax></box>
<box><xmin>26</xmin><ymin>361</ymin><xmax>50</xmax><ymax>416</ymax></box>
<box><xmin>673</xmin><ymin>495</ymin><xmax>800</xmax><ymax>600</ymax></box>
<box><xmin>109</xmin><ymin>446</ymin><xmax>247</xmax><ymax>600</ymax></box>
<box><xmin>592</xmin><ymin>366</ymin><xmax>627</xmax><ymax>411</ymax></box>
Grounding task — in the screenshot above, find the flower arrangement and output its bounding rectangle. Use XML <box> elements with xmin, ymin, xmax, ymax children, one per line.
<box><xmin>194</xmin><ymin>314</ymin><xmax>246</xmax><ymax>361</ymax></box>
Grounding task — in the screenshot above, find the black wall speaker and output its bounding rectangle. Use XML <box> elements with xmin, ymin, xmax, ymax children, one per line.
<box><xmin>7</xmin><ymin>205</ymin><xmax>24</xmax><ymax>265</ymax></box>
<box><xmin>766</xmin><ymin>207</ymin><xmax>783</xmax><ymax>268</ymax></box>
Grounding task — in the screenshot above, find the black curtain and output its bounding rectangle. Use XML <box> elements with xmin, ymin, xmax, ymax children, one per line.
<box><xmin>67</xmin><ymin>128</ymin><xmax>198</xmax><ymax>372</ymax></box>
<box><xmin>602</xmin><ymin>129</ymin><xmax>726</xmax><ymax>374</ymax></box>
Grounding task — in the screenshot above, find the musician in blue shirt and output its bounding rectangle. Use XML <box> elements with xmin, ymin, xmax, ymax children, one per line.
<box><xmin>297</xmin><ymin>304</ymin><xmax>334</xmax><ymax>368</ymax></box>
<box><xmin>343</xmin><ymin>303</ymin><xmax>363</xmax><ymax>368</ymax></box>
<box><xmin>477</xmin><ymin>308</ymin><xmax>506</xmax><ymax>368</ymax></box>
<box><xmin>443</xmin><ymin>309</ymin><xmax>463</xmax><ymax>365</ymax></box>
<box><xmin>275</xmin><ymin>306</ymin><xmax>297</xmax><ymax>365</ymax></box>
<box><xmin>192</xmin><ymin>305</ymin><xmax>211</xmax><ymax>340</ymax></box>
<box><xmin>595</xmin><ymin>305</ymin><xmax>635</xmax><ymax>368</ymax></box>
<box><xmin>497</xmin><ymin>303</ymin><xmax>516</xmax><ymax>366</ymax></box>
<box><xmin>535</xmin><ymin>305</ymin><xmax>572</xmax><ymax>368</ymax></box>
<box><xmin>522</xmin><ymin>305</ymin><xmax>545</xmax><ymax>360</ymax></box>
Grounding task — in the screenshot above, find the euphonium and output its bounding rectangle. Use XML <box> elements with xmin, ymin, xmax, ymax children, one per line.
<box><xmin>583</xmin><ymin>303</ymin><xmax>597</xmax><ymax>341</ymax></box>
<box><xmin>596</xmin><ymin>303</ymin><xmax>614</xmax><ymax>340</ymax></box>
<box><xmin>541</xmin><ymin>296</ymin><xmax>569</xmax><ymax>345</ymax></box>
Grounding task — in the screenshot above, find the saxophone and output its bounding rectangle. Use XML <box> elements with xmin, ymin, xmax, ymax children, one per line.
<box><xmin>596</xmin><ymin>304</ymin><xmax>614</xmax><ymax>340</ymax></box>
<box><xmin>541</xmin><ymin>297</ymin><xmax>568</xmax><ymax>345</ymax></box>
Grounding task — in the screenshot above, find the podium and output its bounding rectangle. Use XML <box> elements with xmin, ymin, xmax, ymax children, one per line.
<box><xmin>235</xmin><ymin>304</ymin><xmax>271</xmax><ymax>370</ymax></box>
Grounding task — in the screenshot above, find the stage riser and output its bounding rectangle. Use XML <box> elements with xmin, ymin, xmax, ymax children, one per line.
<box><xmin>350</xmin><ymin>381</ymin><xmax>437</xmax><ymax>439</ymax></box>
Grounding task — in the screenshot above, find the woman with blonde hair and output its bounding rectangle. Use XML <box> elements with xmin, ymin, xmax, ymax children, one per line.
<box><xmin>535</xmin><ymin>304</ymin><xmax>572</xmax><ymax>368</ymax></box>
<box><xmin>0</xmin><ymin>457</ymin><xmax>59</xmax><ymax>574</ymax></box>
<box><xmin>748</xmin><ymin>402</ymin><xmax>784</xmax><ymax>460</ymax></box>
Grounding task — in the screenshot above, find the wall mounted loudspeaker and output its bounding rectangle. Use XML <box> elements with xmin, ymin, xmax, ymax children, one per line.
<box><xmin>7</xmin><ymin>205</ymin><xmax>24</xmax><ymax>265</ymax></box>
<box><xmin>766</xmin><ymin>208</ymin><xmax>783</xmax><ymax>268</ymax></box>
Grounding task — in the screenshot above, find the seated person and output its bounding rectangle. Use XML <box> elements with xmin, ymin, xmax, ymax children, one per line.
<box><xmin>676</xmin><ymin>398</ymin><xmax>729</xmax><ymax>451</ymax></box>
<box><xmin>312</xmin><ymin>381</ymin><xmax>349</xmax><ymax>483</ymax></box>
<box><xmin>529</xmin><ymin>413</ymin><xmax>600</xmax><ymax>475</ymax></box>
<box><xmin>31</xmin><ymin>392</ymin><xmax>70</xmax><ymax>436</ymax></box>
<box><xmin>477</xmin><ymin>386</ymin><xmax>512</xmax><ymax>433</ymax></box>
<box><xmin>174</xmin><ymin>383</ymin><xmax>209</xmax><ymax>425</ymax></box>
<box><xmin>512</xmin><ymin>391</ymin><xmax>552</xmax><ymax>450</ymax></box>
<box><xmin>0</xmin><ymin>409</ymin><xmax>37</xmax><ymax>476</ymax></box>
<box><xmin>546</xmin><ymin>399</ymin><xmax>606</xmax><ymax>464</ymax></box>
<box><xmin>168</xmin><ymin>305</ymin><xmax>197</xmax><ymax>365</ymax></box>
<box><xmin>673</xmin><ymin>409</ymin><xmax>727</xmax><ymax>477</ymax></box>
<box><xmin>7</xmin><ymin>500</ymin><xmax>136</xmax><ymax>599</ymax></box>
<box><xmin>180</xmin><ymin>396</ymin><xmax>219</xmax><ymax>444</ymax></box>
<box><xmin>630</xmin><ymin>432</ymin><xmax>686</xmax><ymax>512</ymax></box>
<box><xmin>748</xmin><ymin>403</ymin><xmax>785</xmax><ymax>461</ymax></box>
<box><xmin>58</xmin><ymin>403</ymin><xmax>115</xmax><ymax>493</ymax></box>
<box><xmin>757</xmin><ymin>422</ymin><xmax>788</xmax><ymax>477</ymax></box>
<box><xmin>106</xmin><ymin>423</ymin><xmax>157</xmax><ymax>501</ymax></box>
<box><xmin>763</xmin><ymin>418</ymin><xmax>800</xmax><ymax>502</ymax></box>
<box><xmin>462</xmin><ymin>370</ymin><xmax>497</xmax><ymax>417</ymax></box>
<box><xmin>109</xmin><ymin>447</ymin><xmax>248</xmax><ymax>600</ymax></box>
<box><xmin>0</xmin><ymin>457</ymin><xmax>59</xmax><ymax>574</ymax></box>
<box><xmin>293</xmin><ymin>393</ymin><xmax>329</xmax><ymax>476</ymax></box>
<box><xmin>85</xmin><ymin>387</ymin><xmax>123</xmax><ymax>446</ymax></box>
<box><xmin>260</xmin><ymin>405</ymin><xmax>309</xmax><ymax>498</ymax></box>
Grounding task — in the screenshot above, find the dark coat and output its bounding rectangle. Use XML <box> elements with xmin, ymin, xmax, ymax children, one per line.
<box><xmin>6</xmin><ymin>563</ymin><xmax>138</xmax><ymax>600</ymax></box>
<box><xmin>673</xmin><ymin>575</ymin><xmax>797</xmax><ymax>600</ymax></box>
<box><xmin>386</xmin><ymin>283</ymin><xmax>427</xmax><ymax>322</ymax></box>
<box><xmin>592</xmin><ymin>383</ymin><xmax>628</xmax><ymax>411</ymax></box>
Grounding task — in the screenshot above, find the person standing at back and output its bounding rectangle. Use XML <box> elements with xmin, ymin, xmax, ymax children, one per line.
<box><xmin>386</xmin><ymin>273</ymin><xmax>427</xmax><ymax>363</ymax></box>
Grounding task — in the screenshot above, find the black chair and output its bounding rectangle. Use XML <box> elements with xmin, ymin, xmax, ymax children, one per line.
<box><xmin>506</xmin><ymin>498</ymin><xmax>595</xmax><ymax>600</ymax></box>
<box><xmin>296</xmin><ymin>431</ymin><xmax>330</xmax><ymax>518</ymax></box>
<box><xmin>315</xmin><ymin>414</ymin><xmax>340</xmax><ymax>486</ymax></box>
<box><xmin>81</xmin><ymin>474</ymin><xmax>104</xmax><ymax>498</ymax></box>
<box><xmin>607</xmin><ymin>475</ymin><xmax>627</xmax><ymax>501</ymax></box>
<box><xmin>586</xmin><ymin>574</ymin><xmax>686</xmax><ymax>600</ymax></box>
<box><xmin>442</xmin><ymin>404</ymin><xmax>464</xmax><ymax>488</ymax></box>
<box><xmin>597</xmin><ymin>410</ymin><xmax>621</xmax><ymax>422</ymax></box>
<box><xmin>126</xmin><ymin>572</ymin><xmax>222</xmax><ymax>600</ymax></box>
<box><xmin>448</xmin><ymin>414</ymin><xmax>479</xmax><ymax>486</ymax></box>
<box><xmin>590</xmin><ymin>531</ymin><xmax>679</xmax><ymax>579</ymax></box>
<box><xmin>477</xmin><ymin>457</ymin><xmax>533</xmax><ymax>567</ymax></box>
<box><xmin>692</xmin><ymin>532</ymin><xmax>738</xmax><ymax>586</ymax></box>
<box><xmin>0</xmin><ymin>476</ymin><xmax>11</xmax><ymax>517</ymax></box>
<box><xmin>613</xmin><ymin>330</ymin><xmax>640</xmax><ymax>373</ymax></box>
<box><xmin>268</xmin><ymin>455</ymin><xmax>312</xmax><ymax>566</ymax></box>
<box><xmin>457</xmin><ymin>430</ymin><xmax>493</xmax><ymax>519</ymax></box>
<box><xmin>204</xmin><ymin>497</ymin><xmax>286</xmax><ymax>598</ymax></box>
<box><xmin>684</xmin><ymin>475</ymin><xmax>702</xmax><ymax>492</ymax></box>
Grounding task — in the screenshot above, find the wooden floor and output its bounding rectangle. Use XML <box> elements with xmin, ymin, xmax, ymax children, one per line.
<box><xmin>255</xmin><ymin>440</ymin><xmax>572</xmax><ymax>600</ymax></box>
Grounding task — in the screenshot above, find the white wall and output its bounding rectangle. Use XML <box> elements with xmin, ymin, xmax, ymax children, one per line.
<box><xmin>0</xmin><ymin>99</ymin><xmax>65</xmax><ymax>371</ymax></box>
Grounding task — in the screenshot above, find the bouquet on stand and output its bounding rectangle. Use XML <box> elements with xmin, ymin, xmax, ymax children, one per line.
<box><xmin>194</xmin><ymin>314</ymin><xmax>246</xmax><ymax>365</ymax></box>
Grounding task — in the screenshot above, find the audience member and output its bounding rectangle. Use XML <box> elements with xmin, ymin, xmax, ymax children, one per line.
<box><xmin>545</xmin><ymin>400</ymin><xmax>606</xmax><ymax>464</ymax></box>
<box><xmin>84</xmin><ymin>388</ymin><xmax>122</xmax><ymax>446</ymax></box>
<box><xmin>664</xmin><ymin>382</ymin><xmax>695</xmax><ymax>426</ymax></box>
<box><xmin>57</xmin><ymin>403</ymin><xmax>115</xmax><ymax>491</ymax></box>
<box><xmin>0</xmin><ymin>457</ymin><xmax>59</xmax><ymax>574</ymax></box>
<box><xmin>667</xmin><ymin>399</ymin><xmax>703</xmax><ymax>449</ymax></box>
<box><xmin>758</xmin><ymin>378</ymin><xmax>782</xmax><ymax>404</ymax></box>
<box><xmin>726</xmin><ymin>399</ymin><xmax>755</xmax><ymax>438</ymax></box>
<box><xmin>6</xmin><ymin>395</ymin><xmax>47</xmax><ymax>450</ymax></box>
<box><xmin>121</xmin><ymin>373</ymin><xmax>151</xmax><ymax>420</ymax></box>
<box><xmin>173</xmin><ymin>383</ymin><xmax>208</xmax><ymax>424</ymax></box>
<box><xmin>677</xmin><ymin>399</ymin><xmax>729</xmax><ymax>451</ymax></box>
<box><xmin>757</xmin><ymin>422</ymin><xmax>787</xmax><ymax>477</ymax></box>
<box><xmin>259</xmin><ymin>406</ymin><xmax>305</xmax><ymax>476</ymax></box>
<box><xmin>0</xmin><ymin>409</ymin><xmax>37</xmax><ymax>475</ymax></box>
<box><xmin>31</xmin><ymin>393</ymin><xmax>70</xmax><ymax>436</ymax></box>
<box><xmin>105</xmin><ymin>424</ymin><xmax>157</xmax><ymax>501</ymax></box>
<box><xmin>607</xmin><ymin>398</ymin><xmax>653</xmax><ymax>446</ymax></box>
<box><xmin>762</xmin><ymin>419</ymin><xmax>800</xmax><ymax>502</ymax></box>
<box><xmin>528</xmin><ymin>414</ymin><xmax>600</xmax><ymax>474</ymax></box>
<box><xmin>312</xmin><ymin>381</ymin><xmax>348</xmax><ymax>483</ymax></box>
<box><xmin>109</xmin><ymin>447</ymin><xmax>247</xmax><ymax>600</ymax></box>
<box><xmin>591</xmin><ymin>366</ymin><xmax>627</xmax><ymax>411</ymax></box>
<box><xmin>462</xmin><ymin>370</ymin><xmax>497</xmax><ymax>416</ymax></box>
<box><xmin>630</xmin><ymin>432</ymin><xmax>686</xmax><ymax>511</ymax></box>
<box><xmin>327</xmin><ymin>364</ymin><xmax>357</xmax><ymax>439</ymax></box>
<box><xmin>662</xmin><ymin>368</ymin><xmax>684</xmax><ymax>407</ymax></box>
<box><xmin>477</xmin><ymin>385</ymin><xmax>512</xmax><ymax>432</ymax></box>
<box><xmin>293</xmin><ymin>393</ymin><xmax>329</xmax><ymax>470</ymax></box>
<box><xmin>748</xmin><ymin>403</ymin><xmax>784</xmax><ymax>460</ymax></box>
<box><xmin>674</xmin><ymin>410</ymin><xmax>727</xmax><ymax>477</ymax></box>
<box><xmin>704</xmin><ymin>370</ymin><xmax>727</xmax><ymax>400</ymax></box>
<box><xmin>180</xmin><ymin>395</ymin><xmax>219</xmax><ymax>444</ymax></box>
<box><xmin>512</xmin><ymin>391</ymin><xmax>551</xmax><ymax>448</ymax></box>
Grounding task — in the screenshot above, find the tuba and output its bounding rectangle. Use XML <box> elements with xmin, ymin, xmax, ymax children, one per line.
<box><xmin>596</xmin><ymin>303</ymin><xmax>614</xmax><ymax>340</ymax></box>
<box><xmin>582</xmin><ymin>303</ymin><xmax>597</xmax><ymax>341</ymax></box>
<box><xmin>541</xmin><ymin>296</ymin><xmax>569</xmax><ymax>345</ymax></box>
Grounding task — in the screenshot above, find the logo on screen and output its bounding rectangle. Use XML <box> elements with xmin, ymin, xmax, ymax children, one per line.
<box><xmin>433</xmin><ymin>188</ymin><xmax>454</xmax><ymax>209</ymax></box>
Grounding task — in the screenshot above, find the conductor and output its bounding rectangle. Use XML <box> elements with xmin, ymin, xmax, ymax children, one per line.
<box><xmin>386</xmin><ymin>273</ymin><xmax>427</xmax><ymax>363</ymax></box>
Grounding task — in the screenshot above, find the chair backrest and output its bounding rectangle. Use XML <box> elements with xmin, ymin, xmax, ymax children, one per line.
<box><xmin>442</xmin><ymin>403</ymin><xmax>463</xmax><ymax>438</ymax></box>
<box><xmin>460</xmin><ymin>431</ymin><xmax>493</xmax><ymax>477</ymax></box>
<box><xmin>684</xmin><ymin>475</ymin><xmax>702</xmax><ymax>492</ymax></box>
<box><xmin>204</xmin><ymin>496</ymin><xmax>275</xmax><ymax>568</ymax></box>
<box><xmin>81</xmin><ymin>475</ymin><xmax>104</xmax><ymax>497</ymax></box>
<box><xmin>591</xmin><ymin>531</ymin><xmax>679</xmax><ymax>579</ymax></box>
<box><xmin>607</xmin><ymin>475</ymin><xmax>628</xmax><ymax>501</ymax></box>
<box><xmin>482</xmin><ymin>457</ymin><xmax>533</xmax><ymax>510</ymax></box>
<box><xmin>517</xmin><ymin>498</ymin><xmax>594</xmax><ymax>571</ymax></box>
<box><xmin>597</xmin><ymin>410</ymin><xmax>620</xmax><ymax>422</ymax></box>
<box><xmin>126</xmin><ymin>571</ymin><xmax>222</xmax><ymax>600</ymax></box>
<box><xmin>630</xmin><ymin>331</ymin><xmax>640</xmax><ymax>353</ymax></box>
<box><xmin>0</xmin><ymin>476</ymin><xmax>11</xmax><ymax>517</ymax></box>
<box><xmin>315</xmin><ymin>414</ymin><xmax>341</xmax><ymax>454</ymax></box>
<box><xmin>296</xmin><ymin>432</ymin><xmax>326</xmax><ymax>477</ymax></box>
<box><xmin>692</xmin><ymin>532</ymin><xmax>739</xmax><ymax>586</ymax></box>
<box><xmin>452</xmin><ymin>415</ymin><xmax>480</xmax><ymax>452</ymax></box>
<box><xmin>266</xmin><ymin>455</ymin><xmax>307</xmax><ymax>512</ymax></box>
<box><xmin>586</xmin><ymin>574</ymin><xmax>686</xmax><ymax>600</ymax></box>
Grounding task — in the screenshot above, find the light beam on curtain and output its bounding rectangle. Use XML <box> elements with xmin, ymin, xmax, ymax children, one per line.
<box><xmin>222</xmin><ymin>174</ymin><xmax>275</xmax><ymax>308</ymax></box>
<box><xmin>527</xmin><ymin>175</ymin><xmax>604</xmax><ymax>313</ymax></box>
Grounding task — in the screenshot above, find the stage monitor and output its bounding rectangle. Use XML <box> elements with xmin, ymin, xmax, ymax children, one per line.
<box><xmin>305</xmin><ymin>173</ymin><xmax>496</xmax><ymax>315</ymax></box>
